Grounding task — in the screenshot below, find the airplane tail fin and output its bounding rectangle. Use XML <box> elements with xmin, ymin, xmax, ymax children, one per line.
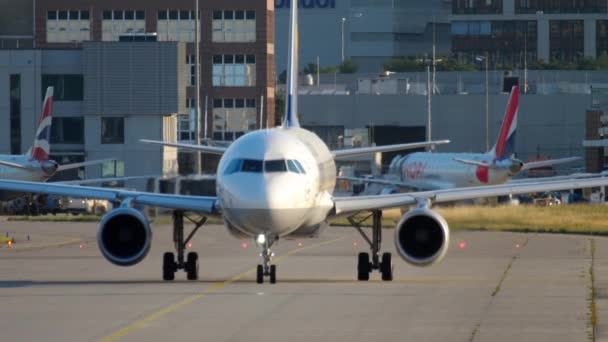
<box><xmin>490</xmin><ymin>85</ymin><xmax>519</xmax><ymax>159</ymax></box>
<box><xmin>282</xmin><ymin>0</ymin><xmax>300</xmax><ymax>129</ymax></box>
<box><xmin>31</xmin><ymin>87</ymin><xmax>54</xmax><ymax>161</ymax></box>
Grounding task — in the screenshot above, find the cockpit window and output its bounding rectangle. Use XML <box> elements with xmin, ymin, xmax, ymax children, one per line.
<box><xmin>264</xmin><ymin>160</ymin><xmax>287</xmax><ymax>172</ymax></box>
<box><xmin>292</xmin><ymin>160</ymin><xmax>306</xmax><ymax>174</ymax></box>
<box><xmin>223</xmin><ymin>159</ymin><xmax>242</xmax><ymax>175</ymax></box>
<box><xmin>223</xmin><ymin>159</ymin><xmax>305</xmax><ymax>175</ymax></box>
<box><xmin>287</xmin><ymin>160</ymin><xmax>300</xmax><ymax>174</ymax></box>
<box><xmin>241</xmin><ymin>159</ymin><xmax>263</xmax><ymax>173</ymax></box>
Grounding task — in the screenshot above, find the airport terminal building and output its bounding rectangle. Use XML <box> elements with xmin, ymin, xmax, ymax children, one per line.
<box><xmin>0</xmin><ymin>0</ymin><xmax>275</xmax><ymax>182</ymax></box>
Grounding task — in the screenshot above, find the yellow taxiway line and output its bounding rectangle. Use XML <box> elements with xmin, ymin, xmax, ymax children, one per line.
<box><xmin>100</xmin><ymin>237</ymin><xmax>344</xmax><ymax>342</ymax></box>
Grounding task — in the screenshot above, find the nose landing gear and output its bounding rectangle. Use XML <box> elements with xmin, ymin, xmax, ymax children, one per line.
<box><xmin>256</xmin><ymin>234</ymin><xmax>277</xmax><ymax>284</ymax></box>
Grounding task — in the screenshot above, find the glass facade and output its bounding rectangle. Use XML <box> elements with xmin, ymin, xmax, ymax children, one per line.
<box><xmin>212</xmin><ymin>10</ymin><xmax>256</xmax><ymax>43</ymax></box>
<box><xmin>550</xmin><ymin>20</ymin><xmax>584</xmax><ymax>62</ymax></box>
<box><xmin>452</xmin><ymin>0</ymin><xmax>503</xmax><ymax>14</ymax></box>
<box><xmin>46</xmin><ymin>10</ymin><xmax>90</xmax><ymax>43</ymax></box>
<box><xmin>10</xmin><ymin>74</ymin><xmax>21</xmax><ymax>154</ymax></box>
<box><xmin>212</xmin><ymin>98</ymin><xmax>257</xmax><ymax>141</ymax></box>
<box><xmin>102</xmin><ymin>10</ymin><xmax>145</xmax><ymax>41</ymax></box>
<box><xmin>212</xmin><ymin>54</ymin><xmax>256</xmax><ymax>87</ymax></box>
<box><xmin>516</xmin><ymin>0</ymin><xmax>607</xmax><ymax>14</ymax></box>
<box><xmin>452</xmin><ymin>21</ymin><xmax>537</xmax><ymax>66</ymax></box>
<box><xmin>598</xmin><ymin>20</ymin><xmax>608</xmax><ymax>57</ymax></box>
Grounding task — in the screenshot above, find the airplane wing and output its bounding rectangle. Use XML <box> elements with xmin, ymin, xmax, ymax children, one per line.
<box><xmin>0</xmin><ymin>180</ymin><xmax>219</xmax><ymax>214</ymax></box>
<box><xmin>332</xmin><ymin>176</ymin><xmax>608</xmax><ymax>216</ymax></box>
<box><xmin>332</xmin><ymin>140</ymin><xmax>449</xmax><ymax>159</ymax></box>
<box><xmin>140</xmin><ymin>139</ymin><xmax>227</xmax><ymax>155</ymax></box>
<box><xmin>0</xmin><ymin>160</ymin><xmax>29</xmax><ymax>170</ymax></box>
<box><xmin>521</xmin><ymin>157</ymin><xmax>581</xmax><ymax>171</ymax></box>
<box><xmin>56</xmin><ymin>175</ymin><xmax>160</xmax><ymax>185</ymax></box>
<box><xmin>338</xmin><ymin>176</ymin><xmax>409</xmax><ymax>188</ymax></box>
<box><xmin>337</xmin><ymin>176</ymin><xmax>454</xmax><ymax>191</ymax></box>
<box><xmin>56</xmin><ymin>159</ymin><xmax>115</xmax><ymax>172</ymax></box>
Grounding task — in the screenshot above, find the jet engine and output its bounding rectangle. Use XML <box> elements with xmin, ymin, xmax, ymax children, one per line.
<box><xmin>394</xmin><ymin>208</ymin><xmax>450</xmax><ymax>266</ymax></box>
<box><xmin>97</xmin><ymin>208</ymin><xmax>152</xmax><ymax>266</ymax></box>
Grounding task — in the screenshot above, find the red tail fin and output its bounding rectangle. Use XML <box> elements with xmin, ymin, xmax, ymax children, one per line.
<box><xmin>31</xmin><ymin>87</ymin><xmax>54</xmax><ymax>161</ymax></box>
<box><xmin>491</xmin><ymin>86</ymin><xmax>519</xmax><ymax>159</ymax></box>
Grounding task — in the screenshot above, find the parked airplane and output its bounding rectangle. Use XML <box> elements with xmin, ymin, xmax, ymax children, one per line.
<box><xmin>0</xmin><ymin>2</ymin><xmax>606</xmax><ymax>285</ymax></box>
<box><xmin>0</xmin><ymin>87</ymin><xmax>112</xmax><ymax>201</ymax></box>
<box><xmin>341</xmin><ymin>86</ymin><xmax>579</xmax><ymax>192</ymax></box>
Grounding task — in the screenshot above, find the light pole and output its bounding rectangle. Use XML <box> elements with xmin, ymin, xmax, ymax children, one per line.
<box><xmin>341</xmin><ymin>17</ymin><xmax>346</xmax><ymax>63</ymax></box>
<box><xmin>194</xmin><ymin>0</ymin><xmax>201</xmax><ymax>174</ymax></box>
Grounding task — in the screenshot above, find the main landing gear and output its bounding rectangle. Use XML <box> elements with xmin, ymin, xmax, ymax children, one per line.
<box><xmin>348</xmin><ymin>210</ymin><xmax>393</xmax><ymax>281</ymax></box>
<box><xmin>256</xmin><ymin>234</ymin><xmax>277</xmax><ymax>284</ymax></box>
<box><xmin>163</xmin><ymin>210</ymin><xmax>207</xmax><ymax>281</ymax></box>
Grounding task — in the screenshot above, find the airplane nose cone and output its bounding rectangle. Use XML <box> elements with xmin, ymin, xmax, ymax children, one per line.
<box><xmin>41</xmin><ymin>160</ymin><xmax>59</xmax><ymax>175</ymax></box>
<box><xmin>220</xmin><ymin>174</ymin><xmax>308</xmax><ymax>234</ymax></box>
<box><xmin>509</xmin><ymin>159</ymin><xmax>524</xmax><ymax>175</ymax></box>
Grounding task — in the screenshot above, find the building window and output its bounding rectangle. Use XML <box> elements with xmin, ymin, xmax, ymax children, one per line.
<box><xmin>452</xmin><ymin>0</ymin><xmax>503</xmax><ymax>14</ymax></box>
<box><xmin>41</xmin><ymin>75</ymin><xmax>83</xmax><ymax>101</ymax></box>
<box><xmin>186</xmin><ymin>97</ymin><xmax>195</xmax><ymax>109</ymax></box>
<box><xmin>102</xmin><ymin>9</ymin><xmax>146</xmax><ymax>41</ymax></box>
<box><xmin>212</xmin><ymin>98</ymin><xmax>256</xmax><ymax>141</ymax></box>
<box><xmin>550</xmin><ymin>20</ymin><xmax>584</xmax><ymax>63</ymax></box>
<box><xmin>178</xmin><ymin>114</ymin><xmax>196</xmax><ymax>141</ymax></box>
<box><xmin>102</xmin><ymin>160</ymin><xmax>125</xmax><ymax>178</ymax></box>
<box><xmin>157</xmin><ymin>9</ymin><xmax>197</xmax><ymax>42</ymax></box>
<box><xmin>50</xmin><ymin>117</ymin><xmax>84</xmax><ymax>144</ymax></box>
<box><xmin>212</xmin><ymin>54</ymin><xmax>256</xmax><ymax>87</ymax></box>
<box><xmin>451</xmin><ymin>20</ymin><xmax>537</xmax><ymax>67</ymax></box>
<box><xmin>598</xmin><ymin>20</ymin><xmax>608</xmax><ymax>57</ymax></box>
<box><xmin>516</xmin><ymin>0</ymin><xmax>607</xmax><ymax>14</ymax></box>
<box><xmin>101</xmin><ymin>117</ymin><xmax>125</xmax><ymax>144</ymax></box>
<box><xmin>10</xmin><ymin>74</ymin><xmax>21</xmax><ymax>154</ymax></box>
<box><xmin>212</xmin><ymin>10</ymin><xmax>256</xmax><ymax>42</ymax></box>
<box><xmin>186</xmin><ymin>54</ymin><xmax>197</xmax><ymax>86</ymax></box>
<box><xmin>46</xmin><ymin>9</ymin><xmax>90</xmax><ymax>43</ymax></box>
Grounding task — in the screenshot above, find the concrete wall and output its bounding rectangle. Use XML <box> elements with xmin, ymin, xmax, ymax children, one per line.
<box><xmin>0</xmin><ymin>50</ymin><xmax>41</xmax><ymax>154</ymax></box>
<box><xmin>300</xmin><ymin>93</ymin><xmax>589</xmax><ymax>163</ymax></box>
<box><xmin>82</xmin><ymin>42</ymin><xmax>184</xmax><ymax>116</ymax></box>
<box><xmin>84</xmin><ymin>114</ymin><xmax>177</xmax><ymax>180</ymax></box>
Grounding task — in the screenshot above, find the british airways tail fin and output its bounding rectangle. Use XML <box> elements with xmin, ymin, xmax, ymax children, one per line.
<box><xmin>282</xmin><ymin>0</ymin><xmax>300</xmax><ymax>128</ymax></box>
<box><xmin>490</xmin><ymin>85</ymin><xmax>519</xmax><ymax>159</ymax></box>
<box><xmin>31</xmin><ymin>87</ymin><xmax>54</xmax><ymax>161</ymax></box>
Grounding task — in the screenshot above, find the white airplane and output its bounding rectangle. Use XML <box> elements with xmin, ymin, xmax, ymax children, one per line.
<box><xmin>341</xmin><ymin>86</ymin><xmax>579</xmax><ymax>192</ymax></box>
<box><xmin>0</xmin><ymin>2</ymin><xmax>607</xmax><ymax>284</ymax></box>
<box><xmin>0</xmin><ymin>87</ymin><xmax>112</xmax><ymax>201</ymax></box>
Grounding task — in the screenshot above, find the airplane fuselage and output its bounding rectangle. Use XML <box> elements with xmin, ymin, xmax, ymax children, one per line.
<box><xmin>217</xmin><ymin>127</ymin><xmax>336</xmax><ymax>239</ymax></box>
<box><xmin>0</xmin><ymin>155</ymin><xmax>51</xmax><ymax>201</ymax></box>
<box><xmin>391</xmin><ymin>152</ymin><xmax>512</xmax><ymax>190</ymax></box>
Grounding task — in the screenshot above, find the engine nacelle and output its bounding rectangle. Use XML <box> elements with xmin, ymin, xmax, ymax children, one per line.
<box><xmin>394</xmin><ymin>208</ymin><xmax>450</xmax><ymax>266</ymax></box>
<box><xmin>97</xmin><ymin>208</ymin><xmax>152</xmax><ymax>266</ymax></box>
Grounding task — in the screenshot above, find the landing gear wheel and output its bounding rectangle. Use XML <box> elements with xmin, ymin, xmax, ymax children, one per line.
<box><xmin>256</xmin><ymin>265</ymin><xmax>264</xmax><ymax>284</ymax></box>
<box><xmin>380</xmin><ymin>252</ymin><xmax>393</xmax><ymax>281</ymax></box>
<box><xmin>163</xmin><ymin>252</ymin><xmax>176</xmax><ymax>281</ymax></box>
<box><xmin>357</xmin><ymin>252</ymin><xmax>371</xmax><ymax>281</ymax></box>
<box><xmin>269</xmin><ymin>265</ymin><xmax>277</xmax><ymax>284</ymax></box>
<box><xmin>185</xmin><ymin>252</ymin><xmax>199</xmax><ymax>280</ymax></box>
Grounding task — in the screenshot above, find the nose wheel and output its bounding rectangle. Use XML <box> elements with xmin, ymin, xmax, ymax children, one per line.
<box><xmin>162</xmin><ymin>211</ymin><xmax>206</xmax><ymax>281</ymax></box>
<box><xmin>350</xmin><ymin>210</ymin><xmax>393</xmax><ymax>281</ymax></box>
<box><xmin>256</xmin><ymin>235</ymin><xmax>277</xmax><ymax>284</ymax></box>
